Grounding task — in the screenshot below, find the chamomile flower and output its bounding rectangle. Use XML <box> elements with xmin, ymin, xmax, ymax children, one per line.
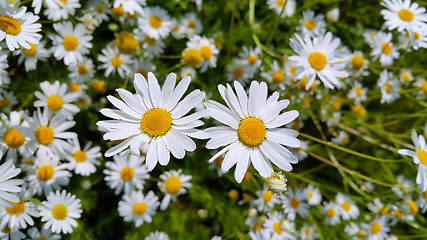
<box><xmin>304</xmin><ymin>184</ymin><xmax>322</xmax><ymax>205</ymax></box>
<box><xmin>251</xmin><ymin>185</ymin><xmax>281</xmax><ymax>212</ymax></box>
<box><xmin>361</xmin><ymin>181</ymin><xmax>375</xmax><ymax>192</ymax></box>
<box><xmin>381</xmin><ymin>0</ymin><xmax>427</xmax><ymax>33</ymax></box>
<box><xmin>391</xmin><ymin>175</ymin><xmax>414</xmax><ymax>196</ymax></box>
<box><xmin>398</xmin><ymin>130</ymin><xmax>427</xmax><ymax>190</ymax></box>
<box><xmin>44</xmin><ymin>0</ymin><xmax>81</xmax><ymax>21</ymax></box>
<box><xmin>113</xmin><ymin>0</ymin><xmax>145</xmax><ymax>15</ymax></box>
<box><xmin>335</xmin><ymin>193</ymin><xmax>359</xmax><ymax>220</ymax></box>
<box><xmin>98</xmin><ymin>46</ymin><xmax>133</xmax><ymax>78</ymax></box>
<box><xmin>0</xmin><ymin>1</ymin><xmax>42</xmax><ymax>51</ymax></box>
<box><xmin>0</xmin><ymin>226</ymin><xmax>25</xmax><ymax>240</ymax></box>
<box><xmin>158</xmin><ymin>169</ymin><xmax>192</xmax><ymax>211</ymax></box>
<box><xmin>49</xmin><ymin>21</ymin><xmax>93</xmax><ymax>66</ymax></box>
<box><xmin>145</xmin><ymin>231</ymin><xmax>169</xmax><ymax>240</ymax></box>
<box><xmin>332</xmin><ymin>131</ymin><xmax>350</xmax><ymax>145</ymax></box>
<box><xmin>205</xmin><ymin>81</ymin><xmax>300</xmax><ymax>183</ymax></box>
<box><xmin>296</xmin><ymin>10</ymin><xmax>326</xmax><ymax>38</ymax></box>
<box><xmin>261</xmin><ymin>60</ymin><xmax>286</xmax><ymax>90</ymax></box>
<box><xmin>347</xmin><ymin>51</ymin><xmax>369</xmax><ymax>77</ymax></box>
<box><xmin>267</xmin><ymin>0</ymin><xmax>296</xmax><ymax>17</ymax></box>
<box><xmin>226</xmin><ymin>59</ymin><xmax>250</xmax><ymax>84</ymax></box>
<box><xmin>138</xmin><ymin>33</ymin><xmax>165</xmax><ymax>59</ymax></box>
<box><xmin>67</xmin><ymin>57</ymin><xmax>96</xmax><ymax>83</ymax></box>
<box><xmin>239</xmin><ymin>46</ymin><xmax>261</xmax><ymax>76</ymax></box>
<box><xmin>196</xmin><ymin>36</ymin><xmax>219</xmax><ymax>72</ymax></box>
<box><xmin>34</xmin><ymin>80</ymin><xmax>80</xmax><ymax>120</ymax></box>
<box><xmin>300</xmin><ymin>225</ymin><xmax>317</xmax><ymax>240</ymax></box>
<box><xmin>363</xmin><ymin>216</ymin><xmax>390</xmax><ymax>240</ymax></box>
<box><xmin>179</xmin><ymin>12</ymin><xmax>203</xmax><ymax>38</ymax></box>
<box><xmin>26</xmin><ymin>148</ymin><xmax>71</xmax><ymax>195</ymax></box>
<box><xmin>414</xmin><ymin>77</ymin><xmax>427</xmax><ymax>98</ymax></box>
<box><xmin>322</xmin><ymin>201</ymin><xmax>341</xmax><ymax>225</ymax></box>
<box><xmin>284</xmin><ymin>60</ymin><xmax>299</xmax><ymax>85</ymax></box>
<box><xmin>263</xmin><ymin>212</ymin><xmax>295</xmax><ymax>239</ymax></box>
<box><xmin>348</xmin><ymin>81</ymin><xmax>368</xmax><ymax>104</ymax></box>
<box><xmin>104</xmin><ymin>152</ymin><xmax>149</xmax><ymax>195</ymax></box>
<box><xmin>39</xmin><ymin>190</ymin><xmax>82</xmax><ymax>234</ymax></box>
<box><xmin>402</xmin><ymin>29</ymin><xmax>427</xmax><ymax>50</ymax></box>
<box><xmin>118</xmin><ymin>190</ymin><xmax>159</xmax><ymax>227</ymax></box>
<box><xmin>345</xmin><ymin>222</ymin><xmax>366</xmax><ymax>240</ymax></box>
<box><xmin>371</xmin><ymin>32</ymin><xmax>400</xmax><ymax>66</ymax></box>
<box><xmin>96</xmin><ymin>72</ymin><xmax>207</xmax><ymax>171</ymax></box>
<box><xmin>289</xmin><ymin>32</ymin><xmax>348</xmax><ymax>90</ymax></box>
<box><xmin>399</xmin><ymin>69</ymin><xmax>413</xmax><ymax>84</ymax></box>
<box><xmin>0</xmin><ymin>111</ymin><xmax>28</xmax><ymax>162</ymax></box>
<box><xmin>377</xmin><ymin>70</ymin><xmax>400</xmax><ymax>104</ymax></box>
<box><xmin>27</xmin><ymin>226</ymin><xmax>61</xmax><ymax>240</ymax></box>
<box><xmin>138</xmin><ymin>6</ymin><xmax>173</xmax><ymax>40</ymax></box>
<box><xmin>132</xmin><ymin>57</ymin><xmax>156</xmax><ymax>80</ymax></box>
<box><xmin>15</xmin><ymin>41</ymin><xmax>49</xmax><ymax>72</ymax></box>
<box><xmin>65</xmin><ymin>138</ymin><xmax>101</xmax><ymax>176</ymax></box>
<box><xmin>180</xmin><ymin>67</ymin><xmax>196</xmax><ymax>80</ymax></box>
<box><xmin>282</xmin><ymin>187</ymin><xmax>309</xmax><ymax>220</ymax></box>
<box><xmin>0</xmin><ymin>160</ymin><xmax>23</xmax><ymax>207</ymax></box>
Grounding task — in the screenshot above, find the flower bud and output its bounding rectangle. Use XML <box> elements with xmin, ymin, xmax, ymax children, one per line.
<box><xmin>267</xmin><ymin>172</ymin><xmax>287</xmax><ymax>194</ymax></box>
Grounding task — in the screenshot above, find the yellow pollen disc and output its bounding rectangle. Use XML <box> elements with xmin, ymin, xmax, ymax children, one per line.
<box><xmin>52</xmin><ymin>204</ymin><xmax>68</xmax><ymax>220</ymax></box>
<box><xmin>307</xmin><ymin>192</ymin><xmax>313</xmax><ymax>198</ymax></box>
<box><xmin>276</xmin><ymin>0</ymin><xmax>286</xmax><ymax>7</ymax></box>
<box><xmin>132</xmin><ymin>202</ymin><xmax>147</xmax><ymax>215</ymax></box>
<box><xmin>149</xmin><ymin>16</ymin><xmax>162</xmax><ymax>28</ymax></box>
<box><xmin>0</xmin><ymin>16</ymin><xmax>22</xmax><ymax>36</ymax></box>
<box><xmin>395</xmin><ymin>210</ymin><xmax>404</xmax><ymax>219</ymax></box>
<box><xmin>116</xmin><ymin>32</ymin><xmax>138</xmax><ymax>54</ymax></box>
<box><xmin>351</xmin><ymin>56</ymin><xmax>365</xmax><ymax>70</ymax></box>
<box><xmin>111</xmin><ymin>56</ymin><xmax>122</xmax><ymax>67</ymax></box>
<box><xmin>379</xmin><ymin>206</ymin><xmax>389</xmax><ymax>216</ymax></box>
<box><xmin>73</xmin><ymin>150</ymin><xmax>87</xmax><ymax>163</ymax></box>
<box><xmin>77</xmin><ymin>65</ymin><xmax>87</xmax><ymax>75</ymax></box>
<box><xmin>1</xmin><ymin>226</ymin><xmax>10</xmax><ymax>233</ymax></box>
<box><xmin>228</xmin><ymin>190</ymin><xmax>239</xmax><ymax>200</ymax></box>
<box><xmin>172</xmin><ymin>26</ymin><xmax>179</xmax><ymax>32</ymax></box>
<box><xmin>308</xmin><ymin>52</ymin><xmax>327</xmax><ymax>70</ymax></box>
<box><xmin>326</xmin><ymin>209</ymin><xmax>335</xmax><ymax>217</ymax></box>
<box><xmin>187</xmin><ymin>20</ymin><xmax>196</xmax><ymax>28</ymax></box>
<box><xmin>23</xmin><ymin>43</ymin><xmax>37</xmax><ymax>56</ymax></box>
<box><xmin>184</xmin><ymin>48</ymin><xmax>202</xmax><ymax>67</ymax></box>
<box><xmin>355</xmin><ymin>88</ymin><xmax>363</xmax><ymax>96</ymax></box>
<box><xmin>47</xmin><ymin>94</ymin><xmax>64</xmax><ymax>111</ymax></box>
<box><xmin>263</xmin><ymin>191</ymin><xmax>273</xmax><ymax>202</ymax></box>
<box><xmin>381</xmin><ymin>42</ymin><xmax>392</xmax><ymax>55</ymax></box>
<box><xmin>398</xmin><ymin>9</ymin><xmax>414</xmax><ymax>22</ymax></box>
<box><xmin>0</xmin><ymin>98</ymin><xmax>9</xmax><ymax>107</ymax></box>
<box><xmin>402</xmin><ymin>73</ymin><xmax>411</xmax><ymax>82</ymax></box>
<box><xmin>342</xmin><ymin>136</ymin><xmax>350</xmax><ymax>145</ymax></box>
<box><xmin>25</xmin><ymin>159</ymin><xmax>33</xmax><ymax>165</ymax></box>
<box><xmin>289</xmin><ymin>66</ymin><xmax>296</xmax><ymax>74</ymax></box>
<box><xmin>384</xmin><ymin>83</ymin><xmax>392</xmax><ymax>93</ymax></box>
<box><xmin>59</xmin><ymin>0</ymin><xmax>66</xmax><ymax>5</ymax></box>
<box><xmin>140</xmin><ymin>107</ymin><xmax>172</xmax><ymax>137</ymax></box>
<box><xmin>352</xmin><ymin>104</ymin><xmax>366</xmax><ymax>115</ymax></box>
<box><xmin>294</xmin><ymin>147</ymin><xmax>301</xmax><ymax>152</ymax></box>
<box><xmin>37</xmin><ymin>237</ymin><xmax>47</xmax><ymax>240</ymax></box>
<box><xmin>417</xmin><ymin>148</ymin><xmax>427</xmax><ymax>166</ymax></box>
<box><xmin>371</xmin><ymin>223</ymin><xmax>381</xmax><ymax>234</ymax></box>
<box><xmin>237</xmin><ymin>117</ymin><xmax>266</xmax><ymax>147</ymax></box>
<box><xmin>305</xmin><ymin>20</ymin><xmax>316</xmax><ymax>30</ymax></box>
<box><xmin>332</xmin><ymin>97</ymin><xmax>342</xmax><ymax>111</ymax></box>
<box><xmin>233</xmin><ymin>67</ymin><xmax>243</xmax><ymax>78</ymax></box>
<box><xmin>37</xmin><ymin>165</ymin><xmax>54</xmax><ymax>181</ymax></box>
<box><xmin>5</xmin><ymin>199</ymin><xmax>25</xmax><ymax>215</ymax></box>
<box><xmin>414</xmin><ymin>32</ymin><xmax>420</xmax><ymax>40</ymax></box>
<box><xmin>357</xmin><ymin>231</ymin><xmax>364</xmax><ymax>237</ymax></box>
<box><xmin>69</xmin><ymin>83</ymin><xmax>79</xmax><ymax>93</ymax></box>
<box><xmin>120</xmin><ymin>167</ymin><xmax>134</xmax><ymax>181</ymax></box>
<box><xmin>62</xmin><ymin>35</ymin><xmax>78</xmax><ymax>51</ymax></box>
<box><xmin>112</xmin><ymin>6</ymin><xmax>124</xmax><ymax>15</ymax></box>
<box><xmin>165</xmin><ymin>176</ymin><xmax>182</xmax><ymax>194</ymax></box>
<box><xmin>409</xmin><ymin>200</ymin><xmax>418</xmax><ymax>214</ymax></box>
<box><xmin>247</xmin><ymin>55</ymin><xmax>257</xmax><ymax>65</ymax></box>
<box><xmin>341</xmin><ymin>201</ymin><xmax>350</xmax><ymax>212</ymax></box>
<box><xmin>244</xmin><ymin>195</ymin><xmax>252</xmax><ymax>202</ymax></box>
<box><xmin>305</xmin><ymin>228</ymin><xmax>310</xmax><ymax>235</ymax></box>
<box><xmin>272</xmin><ymin>71</ymin><xmax>285</xmax><ymax>83</ymax></box>
<box><xmin>290</xmin><ymin>197</ymin><xmax>299</xmax><ymax>209</ymax></box>
<box><xmin>3</xmin><ymin>128</ymin><xmax>25</xmax><ymax>148</ymax></box>
<box><xmin>35</xmin><ymin>126</ymin><xmax>54</xmax><ymax>145</ymax></box>
<box><xmin>273</xmin><ymin>222</ymin><xmax>282</xmax><ymax>234</ymax></box>
<box><xmin>253</xmin><ymin>223</ymin><xmax>262</xmax><ymax>231</ymax></box>
<box><xmin>423</xmin><ymin>190</ymin><xmax>427</xmax><ymax>201</ymax></box>
<box><xmin>421</xmin><ymin>81</ymin><xmax>427</xmax><ymax>94</ymax></box>
<box><xmin>93</xmin><ymin>80</ymin><xmax>105</xmax><ymax>92</ymax></box>
<box><xmin>200</xmin><ymin>46</ymin><xmax>213</xmax><ymax>60</ymax></box>
<box><xmin>145</xmin><ymin>35</ymin><xmax>156</xmax><ymax>46</ymax></box>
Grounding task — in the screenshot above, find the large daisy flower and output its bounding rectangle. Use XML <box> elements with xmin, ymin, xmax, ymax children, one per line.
<box><xmin>381</xmin><ymin>0</ymin><xmax>427</xmax><ymax>33</ymax></box>
<box><xmin>204</xmin><ymin>81</ymin><xmax>300</xmax><ymax>183</ymax></box>
<box><xmin>96</xmin><ymin>72</ymin><xmax>207</xmax><ymax>171</ymax></box>
<box><xmin>137</xmin><ymin>6</ymin><xmax>173</xmax><ymax>40</ymax></box>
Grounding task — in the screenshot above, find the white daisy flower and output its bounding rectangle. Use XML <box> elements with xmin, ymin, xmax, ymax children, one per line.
<box><xmin>335</xmin><ymin>193</ymin><xmax>359</xmax><ymax>220</ymax></box>
<box><xmin>44</xmin><ymin>0</ymin><xmax>81</xmax><ymax>21</ymax></box>
<box><xmin>381</xmin><ymin>0</ymin><xmax>427</xmax><ymax>33</ymax></box>
<box><xmin>347</xmin><ymin>51</ymin><xmax>369</xmax><ymax>77</ymax></box>
<box><xmin>332</xmin><ymin>131</ymin><xmax>350</xmax><ymax>146</ymax></box>
<box><xmin>398</xmin><ymin>130</ymin><xmax>427</xmax><ymax>191</ymax></box>
<box><xmin>138</xmin><ymin>6</ymin><xmax>173</xmax><ymax>40</ymax></box>
<box><xmin>401</xmin><ymin>29</ymin><xmax>427</xmax><ymax>50</ymax></box>
<box><xmin>322</xmin><ymin>201</ymin><xmax>341</xmax><ymax>225</ymax></box>
<box><xmin>0</xmin><ymin>226</ymin><xmax>25</xmax><ymax>240</ymax></box>
<box><xmin>348</xmin><ymin>81</ymin><xmax>368</xmax><ymax>104</ymax></box>
<box><xmin>0</xmin><ymin>111</ymin><xmax>28</xmax><ymax>162</ymax></box>
<box><xmin>86</xmin><ymin>0</ymin><xmax>110</xmax><ymax>24</ymax></box>
<box><xmin>304</xmin><ymin>184</ymin><xmax>322</xmax><ymax>205</ymax></box>
<box><xmin>49</xmin><ymin>21</ymin><xmax>93</xmax><ymax>66</ymax></box>
<box><xmin>226</xmin><ymin>59</ymin><xmax>251</xmax><ymax>85</ymax></box>
<box><xmin>371</xmin><ymin>32</ymin><xmax>400</xmax><ymax>66</ymax></box>
<box><xmin>96</xmin><ymin>72</ymin><xmax>207</xmax><ymax>171</ymax></box>
<box><xmin>361</xmin><ymin>181</ymin><xmax>375</xmax><ymax>192</ymax></box>
<box><xmin>261</xmin><ymin>60</ymin><xmax>286</xmax><ymax>90</ymax></box>
<box><xmin>263</xmin><ymin>212</ymin><xmax>295</xmax><ymax>239</ymax></box>
<box><xmin>296</xmin><ymin>10</ymin><xmax>327</xmax><ymax>38</ymax></box>
<box><xmin>0</xmin><ymin>89</ymin><xmax>19</xmax><ymax>113</ymax></box>
<box><xmin>399</xmin><ymin>69</ymin><xmax>413</xmax><ymax>84</ymax></box>
<box><xmin>362</xmin><ymin>216</ymin><xmax>390</xmax><ymax>240</ymax></box>
<box><xmin>34</xmin><ymin>80</ymin><xmax>80</xmax><ymax>120</ymax></box>
<box><xmin>103</xmin><ymin>151</ymin><xmax>149</xmax><ymax>195</ymax></box>
<box><xmin>98</xmin><ymin>46</ymin><xmax>133</xmax><ymax>78</ymax></box>
<box><xmin>282</xmin><ymin>187</ymin><xmax>309</xmax><ymax>220</ymax></box>
<box><xmin>118</xmin><ymin>190</ymin><xmax>159</xmax><ymax>227</ymax></box>
<box><xmin>113</xmin><ymin>0</ymin><xmax>145</xmax><ymax>15</ymax></box>
<box><xmin>239</xmin><ymin>46</ymin><xmax>261</xmax><ymax>77</ymax></box>
<box><xmin>158</xmin><ymin>169</ymin><xmax>191</xmax><ymax>211</ymax></box>
<box><xmin>251</xmin><ymin>185</ymin><xmax>281</xmax><ymax>212</ymax></box>
<box><xmin>284</xmin><ymin>59</ymin><xmax>299</xmax><ymax>85</ymax></box>
<box><xmin>196</xmin><ymin>36</ymin><xmax>219</xmax><ymax>73</ymax></box>
<box><xmin>289</xmin><ymin>32</ymin><xmax>348</xmax><ymax>90</ymax></box>
<box><xmin>391</xmin><ymin>175</ymin><xmax>414</xmax><ymax>196</ymax></box>
<box><xmin>179</xmin><ymin>12</ymin><xmax>203</xmax><ymax>38</ymax></box>
<box><xmin>65</xmin><ymin>138</ymin><xmax>101</xmax><ymax>176</ymax></box>
<box><xmin>67</xmin><ymin>57</ymin><xmax>96</xmax><ymax>83</ymax></box>
<box><xmin>26</xmin><ymin>148</ymin><xmax>71</xmax><ymax>196</ymax></box>
<box><xmin>28</xmin><ymin>225</ymin><xmax>61</xmax><ymax>240</ymax></box>
<box><xmin>145</xmin><ymin>231</ymin><xmax>169</xmax><ymax>240</ymax></box>
<box><xmin>180</xmin><ymin>67</ymin><xmax>196</xmax><ymax>80</ymax></box>
<box><xmin>39</xmin><ymin>190</ymin><xmax>82</xmax><ymax>234</ymax></box>
<box><xmin>14</xmin><ymin>40</ymin><xmax>49</xmax><ymax>72</ymax></box>
<box><xmin>345</xmin><ymin>222</ymin><xmax>366</xmax><ymax>240</ymax></box>
<box><xmin>135</xmin><ymin>32</ymin><xmax>165</xmax><ymax>59</ymax></box>
<box><xmin>377</xmin><ymin>70</ymin><xmax>400</xmax><ymax>104</ymax></box>
<box><xmin>292</xmin><ymin>140</ymin><xmax>308</xmax><ymax>161</ymax></box>
<box><xmin>132</xmin><ymin>57</ymin><xmax>156</xmax><ymax>80</ymax></box>
<box><xmin>267</xmin><ymin>0</ymin><xmax>296</xmax><ymax>17</ymax></box>
<box><xmin>0</xmin><ymin>160</ymin><xmax>23</xmax><ymax>207</ymax></box>
<box><xmin>414</xmin><ymin>77</ymin><xmax>427</xmax><ymax>98</ymax></box>
<box><xmin>300</xmin><ymin>225</ymin><xmax>317</xmax><ymax>240</ymax></box>
<box><xmin>205</xmin><ymin>81</ymin><xmax>300</xmax><ymax>183</ymax></box>
<box><xmin>0</xmin><ymin>1</ymin><xmax>42</xmax><ymax>51</ymax></box>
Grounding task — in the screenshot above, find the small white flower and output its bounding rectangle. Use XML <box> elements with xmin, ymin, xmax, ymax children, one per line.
<box><xmin>118</xmin><ymin>190</ymin><xmax>159</xmax><ymax>227</ymax></box>
<box><xmin>157</xmin><ymin>169</ymin><xmax>192</xmax><ymax>211</ymax></box>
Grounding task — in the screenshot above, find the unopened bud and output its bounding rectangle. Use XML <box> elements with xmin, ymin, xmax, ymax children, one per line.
<box><xmin>267</xmin><ymin>172</ymin><xmax>287</xmax><ymax>194</ymax></box>
<box><xmin>326</xmin><ymin>8</ymin><xmax>340</xmax><ymax>23</ymax></box>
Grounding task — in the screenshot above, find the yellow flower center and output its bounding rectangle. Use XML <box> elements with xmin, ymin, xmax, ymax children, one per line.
<box><xmin>200</xmin><ymin>46</ymin><xmax>213</xmax><ymax>60</ymax></box>
<box><xmin>414</xmin><ymin>32</ymin><xmax>420</xmax><ymax>40</ymax></box>
<box><xmin>47</xmin><ymin>94</ymin><xmax>64</xmax><ymax>111</ymax></box>
<box><xmin>351</xmin><ymin>56</ymin><xmax>365</xmax><ymax>70</ymax></box>
<box><xmin>384</xmin><ymin>83</ymin><xmax>392</xmax><ymax>93</ymax></box>
<box><xmin>23</xmin><ymin>43</ymin><xmax>37</xmax><ymax>56</ymax></box>
<box><xmin>5</xmin><ymin>199</ymin><xmax>25</xmax><ymax>215</ymax></box>
<box><xmin>132</xmin><ymin>202</ymin><xmax>147</xmax><ymax>215</ymax></box>
<box><xmin>247</xmin><ymin>55</ymin><xmax>257</xmax><ymax>65</ymax></box>
<box><xmin>37</xmin><ymin>237</ymin><xmax>47</xmax><ymax>240</ymax></box>
<box><xmin>73</xmin><ymin>150</ymin><xmax>87</xmax><ymax>163</ymax></box>
<box><xmin>111</xmin><ymin>56</ymin><xmax>122</xmax><ymax>67</ymax></box>
<box><xmin>326</xmin><ymin>208</ymin><xmax>335</xmax><ymax>217</ymax></box>
<box><xmin>409</xmin><ymin>200</ymin><xmax>418</xmax><ymax>214</ymax></box>
<box><xmin>228</xmin><ymin>190</ymin><xmax>239</xmax><ymax>200</ymax></box>
<box><xmin>276</xmin><ymin>0</ymin><xmax>286</xmax><ymax>7</ymax></box>
<box><xmin>381</xmin><ymin>42</ymin><xmax>392</xmax><ymax>55</ymax></box>
<box><xmin>308</xmin><ymin>52</ymin><xmax>327</xmax><ymax>70</ymax></box>
<box><xmin>263</xmin><ymin>191</ymin><xmax>273</xmax><ymax>202</ymax></box>
<box><xmin>77</xmin><ymin>65</ymin><xmax>87</xmax><ymax>75</ymax></box>
<box><xmin>112</xmin><ymin>6</ymin><xmax>124</xmax><ymax>16</ymax></box>
<box><xmin>237</xmin><ymin>117</ymin><xmax>266</xmax><ymax>147</ymax></box>
<box><xmin>120</xmin><ymin>167</ymin><xmax>134</xmax><ymax>181</ymax></box>
<box><xmin>290</xmin><ymin>197</ymin><xmax>299</xmax><ymax>209</ymax></box>
<box><xmin>0</xmin><ymin>16</ymin><xmax>21</xmax><ymax>36</ymax></box>
<box><xmin>398</xmin><ymin>9</ymin><xmax>414</xmax><ymax>22</ymax></box>
<box><xmin>145</xmin><ymin>35</ymin><xmax>156</xmax><ymax>46</ymax></box>
<box><xmin>341</xmin><ymin>201</ymin><xmax>350</xmax><ymax>212</ymax></box>
<box><xmin>305</xmin><ymin>20</ymin><xmax>315</xmax><ymax>30</ymax></box>
<box><xmin>307</xmin><ymin>192</ymin><xmax>313</xmax><ymax>198</ymax></box>
<box><xmin>1</xmin><ymin>225</ymin><xmax>10</xmax><ymax>233</ymax></box>
<box><xmin>402</xmin><ymin>73</ymin><xmax>411</xmax><ymax>82</ymax></box>
<box><xmin>253</xmin><ymin>223</ymin><xmax>262</xmax><ymax>231</ymax></box>
<box><xmin>371</xmin><ymin>223</ymin><xmax>381</xmax><ymax>234</ymax></box>
<box><xmin>35</xmin><ymin>126</ymin><xmax>54</xmax><ymax>145</ymax></box>
<box><xmin>352</xmin><ymin>104</ymin><xmax>366</xmax><ymax>115</ymax></box>
<box><xmin>78</xmin><ymin>98</ymin><xmax>86</xmax><ymax>105</ymax></box>
<box><xmin>357</xmin><ymin>231</ymin><xmax>365</xmax><ymax>237</ymax></box>
<box><xmin>305</xmin><ymin>228</ymin><xmax>310</xmax><ymax>235</ymax></box>
<box><xmin>3</xmin><ymin>128</ymin><xmax>25</xmax><ymax>148</ymax></box>
<box><xmin>355</xmin><ymin>88</ymin><xmax>363</xmax><ymax>96</ymax></box>
<box><xmin>165</xmin><ymin>176</ymin><xmax>182</xmax><ymax>194</ymax></box>
<box><xmin>273</xmin><ymin>222</ymin><xmax>282</xmax><ymax>234</ymax></box>
<box><xmin>421</xmin><ymin>81</ymin><xmax>427</xmax><ymax>94</ymax></box>
<box><xmin>37</xmin><ymin>165</ymin><xmax>54</xmax><ymax>181</ymax></box>
<box><xmin>140</xmin><ymin>107</ymin><xmax>172</xmax><ymax>138</ymax></box>
<box><xmin>52</xmin><ymin>204</ymin><xmax>68</xmax><ymax>220</ymax></box>
<box><xmin>289</xmin><ymin>66</ymin><xmax>296</xmax><ymax>74</ymax></box>
<box><xmin>331</xmin><ymin>97</ymin><xmax>342</xmax><ymax>111</ymax></box>
<box><xmin>379</xmin><ymin>206</ymin><xmax>389</xmax><ymax>216</ymax></box>
<box><xmin>116</xmin><ymin>32</ymin><xmax>138</xmax><ymax>54</ymax></box>
<box><xmin>187</xmin><ymin>20</ymin><xmax>196</xmax><ymax>28</ymax></box>
<box><xmin>69</xmin><ymin>83</ymin><xmax>80</xmax><ymax>92</ymax></box>
<box><xmin>0</xmin><ymin>98</ymin><xmax>9</xmax><ymax>107</ymax></box>
<box><xmin>395</xmin><ymin>209</ymin><xmax>404</xmax><ymax>219</ymax></box>
<box><xmin>417</xmin><ymin>148</ymin><xmax>427</xmax><ymax>166</ymax></box>
<box><xmin>149</xmin><ymin>16</ymin><xmax>162</xmax><ymax>28</ymax></box>
<box><xmin>183</xmin><ymin>48</ymin><xmax>202</xmax><ymax>67</ymax></box>
<box><xmin>93</xmin><ymin>80</ymin><xmax>105</xmax><ymax>92</ymax></box>
<box><xmin>233</xmin><ymin>67</ymin><xmax>243</xmax><ymax>78</ymax></box>
<box><xmin>272</xmin><ymin>71</ymin><xmax>284</xmax><ymax>83</ymax></box>
<box><xmin>342</xmin><ymin>136</ymin><xmax>349</xmax><ymax>145</ymax></box>
<box><xmin>62</xmin><ymin>35</ymin><xmax>78</xmax><ymax>51</ymax></box>
<box><xmin>294</xmin><ymin>147</ymin><xmax>301</xmax><ymax>152</ymax></box>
